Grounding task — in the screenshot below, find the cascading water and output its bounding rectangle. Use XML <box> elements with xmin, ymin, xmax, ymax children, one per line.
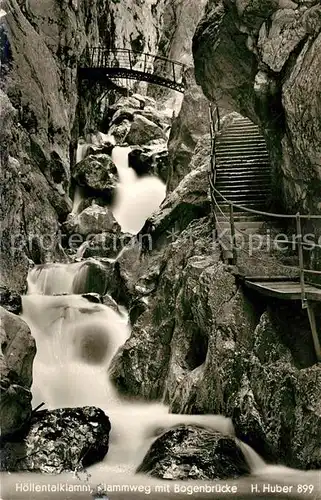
<box><xmin>6</xmin><ymin>263</ymin><xmax>319</xmax><ymax>500</ymax></box>
<box><xmin>111</xmin><ymin>146</ymin><xmax>166</xmax><ymax>234</ymax></box>
<box><xmin>3</xmin><ymin>134</ymin><xmax>320</xmax><ymax>498</ymax></box>
<box><xmin>20</xmin><ymin>268</ymin><xmax>238</xmax><ymax>477</ymax></box>
<box><xmin>71</xmin><ymin>185</ymin><xmax>85</xmax><ymax>215</ymax></box>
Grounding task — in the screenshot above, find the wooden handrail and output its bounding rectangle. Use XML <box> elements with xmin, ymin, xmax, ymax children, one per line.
<box><xmin>208</xmin><ymin>104</ymin><xmax>321</xmax><ymax>307</ymax></box>
<box><xmin>296</xmin><ymin>213</ymin><xmax>307</xmax><ymax>308</ymax></box>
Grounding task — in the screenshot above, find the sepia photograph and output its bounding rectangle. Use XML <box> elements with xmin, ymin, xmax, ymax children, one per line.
<box><xmin>0</xmin><ymin>1</ymin><xmax>320</xmax><ymax>499</ymax></box>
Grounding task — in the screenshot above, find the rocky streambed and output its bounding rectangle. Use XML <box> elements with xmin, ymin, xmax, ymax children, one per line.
<box><xmin>1</xmin><ymin>0</ymin><xmax>320</xmax><ymax>496</ymax></box>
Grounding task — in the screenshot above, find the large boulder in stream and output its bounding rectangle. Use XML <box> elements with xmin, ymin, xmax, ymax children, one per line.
<box><xmin>1</xmin><ymin>407</ymin><xmax>111</xmax><ymax>473</ymax></box>
<box><xmin>0</xmin><ymin>307</ymin><xmax>36</xmax><ymax>437</ymax></box>
<box><xmin>125</xmin><ymin>115</ymin><xmax>167</xmax><ymax>145</ymax></box>
<box><xmin>72</xmin><ymin>154</ymin><xmax>118</xmax><ymax>201</ymax></box>
<box><xmin>137</xmin><ymin>425</ymin><xmax>250</xmax><ymax>480</ymax></box>
<box><xmin>64</xmin><ymin>204</ymin><xmax>120</xmax><ymax>238</ymax></box>
<box><xmin>128</xmin><ymin>143</ymin><xmax>170</xmax><ymax>183</ymax></box>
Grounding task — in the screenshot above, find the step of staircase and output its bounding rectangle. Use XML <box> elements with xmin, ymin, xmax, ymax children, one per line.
<box><xmin>212</xmin><ymin>114</ymin><xmax>272</xmax><ymax>248</ymax></box>
<box><xmin>217</xmin><ymin>167</ymin><xmax>271</xmax><ymax>174</ymax></box>
<box><xmin>217</xmin><ymin>144</ymin><xmax>267</xmax><ymax>150</ymax></box>
<box><xmin>216</xmin><ymin>221</ymin><xmax>265</xmax><ymax>234</ymax></box>
<box><xmin>216</xmin><ymin>151</ymin><xmax>269</xmax><ymax>163</ymax></box>
<box><xmin>216</xmin><ymin>189</ymin><xmax>270</xmax><ymax>196</ymax></box>
<box><xmin>216</xmin><ymin>213</ymin><xmax>264</xmax><ymax>222</ymax></box>
<box><xmin>217</xmin><ymin>135</ymin><xmax>265</xmax><ymax>142</ymax></box>
<box><xmin>216</xmin><ymin>176</ymin><xmax>271</xmax><ymax>184</ymax></box>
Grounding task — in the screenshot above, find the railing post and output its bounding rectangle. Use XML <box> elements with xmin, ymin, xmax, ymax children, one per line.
<box><xmin>296</xmin><ymin>212</ymin><xmax>307</xmax><ymax>308</ymax></box>
<box><xmin>144</xmin><ymin>53</ymin><xmax>147</xmax><ymax>73</ymax></box>
<box><xmin>128</xmin><ymin>49</ymin><xmax>132</xmax><ymax>70</ymax></box>
<box><xmin>216</xmin><ymin>104</ymin><xmax>220</xmax><ymax>132</ymax></box>
<box><xmin>230</xmin><ymin>204</ymin><xmax>237</xmax><ymax>266</ymax></box>
<box><xmin>172</xmin><ymin>62</ymin><xmax>176</xmax><ymax>83</ymax></box>
<box><xmin>306</xmin><ymin>303</ymin><xmax>321</xmax><ymax>362</ymax></box>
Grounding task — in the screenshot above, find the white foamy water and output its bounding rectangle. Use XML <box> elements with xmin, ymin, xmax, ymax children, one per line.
<box><xmin>111</xmin><ymin>146</ymin><xmax>166</xmax><ymax>234</ymax></box>
<box><xmin>27</xmin><ymin>258</ymin><xmax>114</xmax><ymax>298</ymax></box>
<box><xmin>1</xmin><ymin>265</ymin><xmax>319</xmax><ymax>499</ymax></box>
<box><xmin>20</xmin><ymin>289</ymin><xmax>236</xmax><ymax>476</ymax></box>
<box><xmin>76</xmin><ymin>140</ymin><xmax>89</xmax><ymax>164</ymax></box>
<box><xmin>71</xmin><ymin>185</ymin><xmax>85</xmax><ymax>215</ymax></box>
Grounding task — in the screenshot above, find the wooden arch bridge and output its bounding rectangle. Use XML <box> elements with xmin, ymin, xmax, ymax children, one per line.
<box><xmin>78</xmin><ymin>47</ymin><xmax>187</xmax><ymax>93</ymax></box>
<box><xmin>208</xmin><ymin>104</ymin><xmax>321</xmax><ymax>362</ymax></box>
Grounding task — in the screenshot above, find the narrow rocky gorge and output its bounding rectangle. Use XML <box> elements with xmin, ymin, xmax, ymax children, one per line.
<box><xmin>0</xmin><ymin>0</ymin><xmax>320</xmax><ymax>496</ymax></box>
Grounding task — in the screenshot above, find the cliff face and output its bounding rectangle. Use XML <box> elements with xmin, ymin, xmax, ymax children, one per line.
<box><xmin>0</xmin><ymin>0</ymin><xmax>167</xmax><ymax>290</ymax></box>
<box><xmin>111</xmin><ymin>211</ymin><xmax>321</xmax><ymax>469</ymax></box>
<box><xmin>192</xmin><ymin>0</ymin><xmax>321</xmax><ymax>216</ymax></box>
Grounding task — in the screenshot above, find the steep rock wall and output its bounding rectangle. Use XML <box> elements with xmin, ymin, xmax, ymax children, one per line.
<box><xmin>110</xmin><ymin>211</ymin><xmax>321</xmax><ymax>468</ymax></box>
<box><xmin>0</xmin><ymin>0</ymin><xmax>167</xmax><ymax>290</ymax></box>
<box><xmin>192</xmin><ymin>0</ymin><xmax>321</xmax><ymax>218</ymax></box>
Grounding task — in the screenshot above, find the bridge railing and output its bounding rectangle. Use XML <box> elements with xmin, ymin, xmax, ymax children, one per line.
<box><xmin>208</xmin><ymin>103</ymin><xmax>321</xmax><ymax>310</ymax></box>
<box><xmin>86</xmin><ymin>47</ymin><xmax>186</xmax><ymax>85</ymax></box>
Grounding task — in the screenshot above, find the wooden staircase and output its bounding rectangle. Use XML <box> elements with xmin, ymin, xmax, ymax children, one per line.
<box><xmin>214</xmin><ymin>116</ymin><xmax>271</xmax><ymax>234</ymax></box>
<box><xmin>208</xmin><ymin>107</ymin><xmax>321</xmax><ymax>363</ymax></box>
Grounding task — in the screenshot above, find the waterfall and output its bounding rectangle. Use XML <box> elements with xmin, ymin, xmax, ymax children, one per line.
<box><xmin>76</xmin><ymin>140</ymin><xmax>89</xmax><ymax>163</ymax></box>
<box><xmin>4</xmin><ymin>135</ymin><xmax>318</xmax><ymax>497</ymax></box>
<box><xmin>21</xmin><ymin>276</ymin><xmax>236</xmax><ymax>474</ymax></box>
<box><xmin>236</xmin><ymin>440</ymin><xmax>266</xmax><ymax>474</ymax></box>
<box><xmin>1</xmin><ymin>263</ymin><xmax>318</xmax><ymax>497</ymax></box>
<box><xmin>71</xmin><ymin>185</ymin><xmax>85</xmax><ymax>215</ymax></box>
<box><xmin>111</xmin><ymin>146</ymin><xmax>166</xmax><ymax>234</ymax></box>
<box><xmin>27</xmin><ymin>259</ymin><xmax>110</xmax><ymax>296</ymax></box>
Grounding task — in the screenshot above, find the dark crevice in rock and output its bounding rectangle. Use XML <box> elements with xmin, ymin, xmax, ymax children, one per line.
<box><xmin>185</xmin><ymin>325</ymin><xmax>208</xmax><ymax>371</ymax></box>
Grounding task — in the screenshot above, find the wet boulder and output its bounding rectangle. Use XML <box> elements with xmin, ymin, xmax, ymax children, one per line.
<box><xmin>125</xmin><ymin>115</ymin><xmax>167</xmax><ymax>146</ymax></box>
<box><xmin>132</xmin><ymin>94</ymin><xmax>156</xmax><ymax>108</ymax></box>
<box><xmin>102</xmin><ymin>294</ymin><xmax>121</xmax><ymax>314</ymax></box>
<box><xmin>136</xmin><ymin>106</ymin><xmax>169</xmax><ymax>128</ymax></box>
<box><xmin>0</xmin><ymin>307</ymin><xmax>36</xmax><ymax>437</ymax></box>
<box><xmin>85</xmin><ymin>143</ymin><xmax>115</xmax><ymax>158</ymax></box>
<box><xmin>109</xmin><ymin>119</ymin><xmax>132</xmax><ymax>144</ymax></box>
<box><xmin>128</xmin><ymin>143</ymin><xmax>169</xmax><ymax>183</ymax></box>
<box><xmin>72</xmin><ymin>154</ymin><xmax>118</xmax><ymax>201</ymax></box>
<box><xmin>2</xmin><ymin>407</ymin><xmax>111</xmax><ymax>473</ymax></box>
<box><xmin>110</xmin><ymin>106</ymin><xmax>136</xmax><ymax>125</ymax></box>
<box><xmin>64</xmin><ymin>204</ymin><xmax>120</xmax><ymax>238</ymax></box>
<box><xmin>137</xmin><ymin>425</ymin><xmax>250</xmax><ymax>480</ymax></box>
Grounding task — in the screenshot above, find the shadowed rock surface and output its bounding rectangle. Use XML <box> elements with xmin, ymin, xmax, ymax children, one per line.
<box><xmin>125</xmin><ymin>115</ymin><xmax>168</xmax><ymax>146</ymax></box>
<box><xmin>137</xmin><ymin>425</ymin><xmax>250</xmax><ymax>480</ymax></box>
<box><xmin>0</xmin><ymin>307</ymin><xmax>36</xmax><ymax>437</ymax></box>
<box><xmin>192</xmin><ymin>0</ymin><xmax>321</xmax><ymax>218</ymax></box>
<box><xmin>64</xmin><ymin>204</ymin><xmax>120</xmax><ymax>237</ymax></box>
<box><xmin>167</xmin><ymin>69</ymin><xmax>210</xmax><ymax>191</ymax></box>
<box><xmin>128</xmin><ymin>144</ymin><xmax>169</xmax><ymax>183</ymax></box>
<box><xmin>72</xmin><ymin>154</ymin><xmax>119</xmax><ymax>201</ymax></box>
<box><xmin>1</xmin><ymin>407</ymin><xmax>111</xmax><ymax>473</ymax></box>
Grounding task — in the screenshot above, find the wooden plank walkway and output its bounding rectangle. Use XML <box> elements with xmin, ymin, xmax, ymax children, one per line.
<box><xmin>244</xmin><ymin>279</ymin><xmax>321</xmax><ymax>302</ymax></box>
<box><xmin>243</xmin><ymin>277</ymin><xmax>321</xmax><ymax>361</ymax></box>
